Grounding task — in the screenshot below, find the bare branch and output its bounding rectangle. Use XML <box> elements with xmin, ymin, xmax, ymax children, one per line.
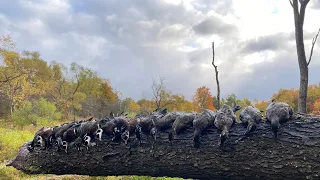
<box><xmin>289</xmin><ymin>0</ymin><xmax>293</xmax><ymax>8</ymax></box>
<box><xmin>212</xmin><ymin>42</ymin><xmax>220</xmax><ymax>110</ymax></box>
<box><xmin>307</xmin><ymin>28</ymin><xmax>320</xmax><ymax>66</ymax></box>
<box><xmin>0</xmin><ymin>73</ymin><xmax>24</xmax><ymax>83</ymax></box>
<box><xmin>160</xmin><ymin>100</ymin><xmax>175</xmax><ymax>109</ymax></box>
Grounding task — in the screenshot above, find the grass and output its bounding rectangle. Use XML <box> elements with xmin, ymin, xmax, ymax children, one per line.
<box><xmin>0</xmin><ymin>127</ymin><xmax>33</xmax><ymax>162</ymax></box>
<box><xmin>0</xmin><ymin>119</ymin><xmax>185</xmax><ymax>180</ymax></box>
<box><xmin>0</xmin><ymin>121</ymin><xmax>40</xmax><ymax>179</ymax></box>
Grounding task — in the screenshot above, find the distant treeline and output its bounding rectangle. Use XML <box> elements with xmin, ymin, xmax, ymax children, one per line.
<box><xmin>0</xmin><ymin>35</ymin><xmax>319</xmax><ymax>127</ymax></box>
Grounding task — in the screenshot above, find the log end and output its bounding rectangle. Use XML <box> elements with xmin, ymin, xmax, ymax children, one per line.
<box><xmin>6</xmin><ymin>141</ymin><xmax>32</xmax><ymax>172</ymax></box>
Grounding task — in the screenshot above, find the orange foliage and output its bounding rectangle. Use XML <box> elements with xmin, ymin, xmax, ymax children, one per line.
<box><xmin>253</xmin><ymin>99</ymin><xmax>269</xmax><ymax>117</ymax></box>
<box><xmin>271</xmin><ymin>84</ymin><xmax>320</xmax><ymax>114</ymax></box>
<box><xmin>101</xmin><ymin>79</ymin><xmax>117</xmax><ymax>103</ymax></box>
<box><xmin>307</xmin><ymin>102</ymin><xmax>315</xmax><ymax>113</ymax></box>
<box><xmin>137</xmin><ymin>99</ymin><xmax>156</xmax><ymax>113</ymax></box>
<box><xmin>312</xmin><ymin>98</ymin><xmax>320</xmax><ymax>115</ymax></box>
<box><xmin>272</xmin><ymin>88</ymin><xmax>299</xmax><ymax>111</ymax></box>
<box><xmin>192</xmin><ymin>86</ymin><xmax>216</xmax><ymax>112</ymax></box>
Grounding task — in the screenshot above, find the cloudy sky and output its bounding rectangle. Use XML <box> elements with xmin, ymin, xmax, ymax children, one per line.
<box><xmin>1</xmin><ymin>0</ymin><xmax>320</xmax><ymax>101</ymax></box>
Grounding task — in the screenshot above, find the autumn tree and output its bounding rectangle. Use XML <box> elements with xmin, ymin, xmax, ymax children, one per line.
<box><xmin>271</xmin><ymin>88</ymin><xmax>299</xmax><ymax>111</ymax></box>
<box><xmin>313</xmin><ymin>99</ymin><xmax>320</xmax><ymax>115</ymax></box>
<box><xmin>137</xmin><ymin>98</ymin><xmax>156</xmax><ymax>115</ymax></box>
<box><xmin>238</xmin><ymin>98</ymin><xmax>252</xmax><ymax>107</ymax></box>
<box><xmin>101</xmin><ymin>79</ymin><xmax>117</xmax><ymax>103</ymax></box>
<box><xmin>0</xmin><ymin>37</ymin><xmax>54</xmax><ymax>114</ymax></box>
<box><xmin>307</xmin><ymin>84</ymin><xmax>320</xmax><ymax>104</ymax></box>
<box><xmin>80</xmin><ymin>75</ymin><xmax>118</xmax><ymax>118</ymax></box>
<box><xmin>166</xmin><ymin>94</ymin><xmax>196</xmax><ymax>112</ymax></box>
<box><xmin>121</xmin><ymin>98</ymin><xmax>141</xmax><ymax>116</ymax></box>
<box><xmin>271</xmin><ymin>84</ymin><xmax>320</xmax><ymax>114</ymax></box>
<box><xmin>0</xmin><ymin>36</ymin><xmax>23</xmax><ymax>87</ymax></box>
<box><xmin>128</xmin><ymin>99</ymin><xmax>141</xmax><ymax>113</ymax></box>
<box><xmin>50</xmin><ymin>62</ymin><xmax>120</xmax><ymax>119</ymax></box>
<box><xmin>192</xmin><ymin>86</ymin><xmax>216</xmax><ymax>112</ymax></box>
<box><xmin>0</xmin><ymin>36</ymin><xmax>25</xmax><ymax>114</ymax></box>
<box><xmin>47</xmin><ymin>61</ymin><xmax>71</xmax><ymax>116</ymax></box>
<box><xmin>289</xmin><ymin>0</ymin><xmax>320</xmax><ymax>113</ymax></box>
<box><xmin>151</xmin><ymin>77</ymin><xmax>174</xmax><ymax>110</ymax></box>
<box><xmin>252</xmin><ymin>99</ymin><xmax>268</xmax><ymax>117</ymax></box>
<box><xmin>46</xmin><ymin>62</ymin><xmax>86</xmax><ymax>119</ymax></box>
<box><xmin>0</xmin><ymin>35</ymin><xmax>126</xmax><ymax>122</ymax></box>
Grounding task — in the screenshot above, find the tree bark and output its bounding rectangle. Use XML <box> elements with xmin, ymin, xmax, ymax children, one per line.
<box><xmin>7</xmin><ymin>114</ymin><xmax>320</xmax><ymax>180</ymax></box>
<box><xmin>291</xmin><ymin>0</ymin><xmax>310</xmax><ymax>114</ymax></box>
<box><xmin>212</xmin><ymin>42</ymin><xmax>220</xmax><ymax>110</ymax></box>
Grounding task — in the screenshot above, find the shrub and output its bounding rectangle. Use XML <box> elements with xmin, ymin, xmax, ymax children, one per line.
<box><xmin>11</xmin><ymin>98</ymin><xmax>62</xmax><ymax>127</ymax></box>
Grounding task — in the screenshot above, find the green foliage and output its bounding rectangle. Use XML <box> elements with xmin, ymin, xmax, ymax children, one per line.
<box><xmin>225</xmin><ymin>94</ymin><xmax>237</xmax><ymax>107</ymax></box>
<box><xmin>11</xmin><ymin>98</ymin><xmax>62</xmax><ymax>127</ymax></box>
<box><xmin>34</xmin><ymin>98</ymin><xmax>61</xmax><ymax>119</ymax></box>
<box><xmin>11</xmin><ymin>101</ymin><xmax>35</xmax><ymax>127</ymax></box>
<box><xmin>168</xmin><ymin>94</ymin><xmax>196</xmax><ymax>112</ymax></box>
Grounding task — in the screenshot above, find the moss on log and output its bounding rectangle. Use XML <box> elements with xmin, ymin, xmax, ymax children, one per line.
<box><xmin>7</xmin><ymin>114</ymin><xmax>320</xmax><ymax>180</ymax></box>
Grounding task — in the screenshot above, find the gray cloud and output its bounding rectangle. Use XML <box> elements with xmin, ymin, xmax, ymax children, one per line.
<box><xmin>239</xmin><ymin>33</ymin><xmax>294</xmax><ymax>55</ymax></box>
<box><xmin>239</xmin><ymin>31</ymin><xmax>319</xmax><ymax>56</ymax></box>
<box><xmin>193</xmin><ymin>17</ymin><xmax>238</xmax><ymax>37</ymax></box>
<box><xmin>310</xmin><ymin>0</ymin><xmax>320</xmax><ymax>9</ymax></box>
<box><xmin>0</xmin><ymin>0</ymin><xmax>320</xmax><ymax>103</ymax></box>
<box><xmin>192</xmin><ymin>0</ymin><xmax>234</xmax><ymax>15</ymax></box>
<box><xmin>234</xmin><ymin>51</ymin><xmax>320</xmax><ymax>101</ymax></box>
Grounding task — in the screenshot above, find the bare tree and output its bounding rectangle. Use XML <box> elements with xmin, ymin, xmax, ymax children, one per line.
<box><xmin>289</xmin><ymin>0</ymin><xmax>320</xmax><ymax>113</ymax></box>
<box><xmin>212</xmin><ymin>42</ymin><xmax>220</xmax><ymax>110</ymax></box>
<box><xmin>151</xmin><ymin>77</ymin><xmax>173</xmax><ymax>109</ymax></box>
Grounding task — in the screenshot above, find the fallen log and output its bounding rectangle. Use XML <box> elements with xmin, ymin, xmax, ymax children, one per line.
<box><xmin>7</xmin><ymin>114</ymin><xmax>320</xmax><ymax>180</ymax></box>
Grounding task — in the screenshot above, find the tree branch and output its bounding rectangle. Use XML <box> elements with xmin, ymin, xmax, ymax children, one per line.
<box><xmin>0</xmin><ymin>72</ymin><xmax>25</xmax><ymax>86</ymax></box>
<box><xmin>160</xmin><ymin>100</ymin><xmax>175</xmax><ymax>109</ymax></box>
<box><xmin>212</xmin><ymin>42</ymin><xmax>220</xmax><ymax>110</ymax></box>
<box><xmin>152</xmin><ymin>77</ymin><xmax>165</xmax><ymax>109</ymax></box>
<box><xmin>7</xmin><ymin>114</ymin><xmax>320</xmax><ymax>179</ymax></box>
<box><xmin>299</xmin><ymin>0</ymin><xmax>310</xmax><ymax>27</ymax></box>
<box><xmin>307</xmin><ymin>28</ymin><xmax>320</xmax><ymax>66</ymax></box>
<box><xmin>289</xmin><ymin>0</ymin><xmax>293</xmax><ymax>8</ymax></box>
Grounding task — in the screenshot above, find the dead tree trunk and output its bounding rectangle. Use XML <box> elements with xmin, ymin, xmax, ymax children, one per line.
<box><xmin>212</xmin><ymin>42</ymin><xmax>220</xmax><ymax>110</ymax></box>
<box><xmin>290</xmin><ymin>0</ymin><xmax>319</xmax><ymax>114</ymax></box>
<box><xmin>7</xmin><ymin>114</ymin><xmax>320</xmax><ymax>180</ymax></box>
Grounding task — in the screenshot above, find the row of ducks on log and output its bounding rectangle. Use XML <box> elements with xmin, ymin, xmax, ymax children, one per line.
<box><xmin>27</xmin><ymin>99</ymin><xmax>293</xmax><ymax>153</ymax></box>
